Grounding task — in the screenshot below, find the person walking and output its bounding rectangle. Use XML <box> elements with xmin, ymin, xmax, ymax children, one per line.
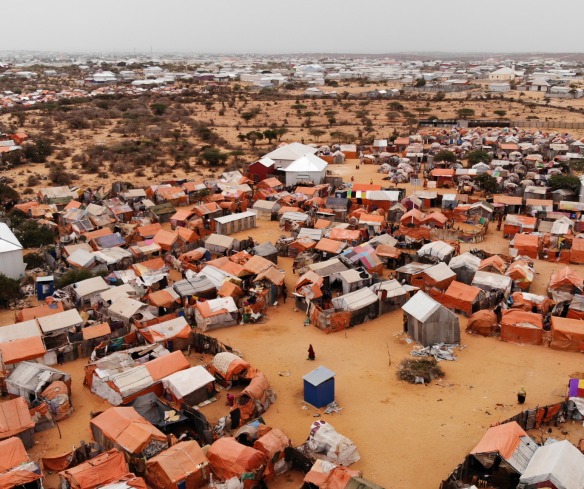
<box><xmin>307</xmin><ymin>344</ymin><xmax>315</xmax><ymax>361</ymax></box>
<box><xmin>517</xmin><ymin>386</ymin><xmax>526</xmax><ymax>404</ymax></box>
<box><xmin>282</xmin><ymin>283</ymin><xmax>287</xmax><ymax>303</ymax></box>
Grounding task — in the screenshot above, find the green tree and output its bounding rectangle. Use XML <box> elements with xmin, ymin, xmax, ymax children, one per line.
<box><xmin>275</xmin><ymin>127</ymin><xmax>288</xmax><ymax>141</ymax></box>
<box><xmin>414</xmin><ymin>78</ymin><xmax>426</xmax><ymax>87</ymax></box>
<box><xmin>548</xmin><ymin>174</ymin><xmax>581</xmax><ymax>192</ymax></box>
<box><xmin>493</xmin><ymin>110</ymin><xmax>507</xmax><ymax>118</ymax></box>
<box><xmin>13</xmin><ymin>220</ymin><xmax>55</xmax><ymax>248</ymax></box>
<box><xmin>200</xmin><ymin>147</ymin><xmax>228</xmax><ymax>166</ymax></box>
<box><xmin>150</xmin><ymin>103</ymin><xmax>168</xmax><ymax>116</ymax></box>
<box><xmin>0</xmin><ymin>183</ymin><xmax>19</xmax><ymax>204</ymax></box>
<box><xmin>245</xmin><ymin>131</ymin><xmax>264</xmax><ymax>148</ymax></box>
<box><xmin>433</xmin><ymin>150</ymin><xmax>457</xmax><ymax>164</ymax></box>
<box><xmin>457</xmin><ymin>108</ymin><xmax>475</xmax><ymax>119</ymax></box>
<box><xmin>22</xmin><ymin>138</ymin><xmax>53</xmax><ymax>163</ymax></box>
<box><xmin>263</xmin><ymin>129</ymin><xmax>278</xmax><ymax>144</ymax></box>
<box><xmin>389</xmin><ymin>102</ymin><xmax>404</xmax><ymax>112</ymax></box>
<box><xmin>308</xmin><ymin>129</ymin><xmax>326</xmax><ymax>143</ymax></box>
<box><xmin>466</xmin><ymin>150</ymin><xmax>492</xmax><ymax>166</ymax></box>
<box><xmin>0</xmin><ymin>274</ymin><xmax>23</xmax><ymax>308</ymax></box>
<box><xmin>474</xmin><ymin>173</ymin><xmax>499</xmax><ymax>195</ymax></box>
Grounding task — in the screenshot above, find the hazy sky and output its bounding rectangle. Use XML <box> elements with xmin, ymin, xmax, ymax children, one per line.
<box><xmin>4</xmin><ymin>0</ymin><xmax>584</xmax><ymax>54</ymax></box>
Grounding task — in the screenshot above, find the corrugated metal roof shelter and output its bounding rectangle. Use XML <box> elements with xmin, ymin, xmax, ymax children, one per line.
<box><xmin>332</xmin><ymin>287</ymin><xmax>378</xmax><ymax>312</ymax></box>
<box><xmin>37</xmin><ymin>309</ymin><xmax>83</xmax><ymax>335</ymax></box>
<box><xmin>214</xmin><ymin>211</ymin><xmax>257</xmax><ymax>236</ymax></box>
<box><xmin>303</xmin><ymin>366</ymin><xmax>335</xmax><ymax>408</ymax></box>
<box><xmin>402</xmin><ymin>291</ymin><xmax>460</xmax><ymax>346</ymax></box>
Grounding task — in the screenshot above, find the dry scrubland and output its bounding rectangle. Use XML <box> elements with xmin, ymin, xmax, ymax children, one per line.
<box><xmin>2</xmin><ymin>81</ymin><xmax>584</xmax><ymax>194</ymax></box>
<box><xmin>2</xmin><ymin>86</ymin><xmax>584</xmax><ymax>488</ymax></box>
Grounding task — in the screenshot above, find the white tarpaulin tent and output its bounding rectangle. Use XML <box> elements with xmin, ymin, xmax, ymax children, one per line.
<box><xmin>162</xmin><ymin>366</ymin><xmax>215</xmax><ymax>404</ymax></box>
<box><xmin>520</xmin><ymin>440</ymin><xmax>584</xmax><ymax>489</ymax></box>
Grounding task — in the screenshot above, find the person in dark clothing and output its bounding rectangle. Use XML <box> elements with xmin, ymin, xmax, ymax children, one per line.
<box><xmin>307</xmin><ymin>344</ymin><xmax>315</xmax><ymax>361</ymax></box>
<box><xmin>282</xmin><ymin>284</ymin><xmax>287</xmax><ymax>303</ymax></box>
<box><xmin>517</xmin><ymin>386</ymin><xmax>526</xmax><ymax>404</ymax></box>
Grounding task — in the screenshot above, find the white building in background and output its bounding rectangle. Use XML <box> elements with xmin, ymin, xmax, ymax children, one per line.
<box><xmin>488</xmin><ymin>67</ymin><xmax>516</xmax><ymax>81</ymax></box>
<box><xmin>0</xmin><ymin>223</ymin><xmax>26</xmax><ymax>280</ymax></box>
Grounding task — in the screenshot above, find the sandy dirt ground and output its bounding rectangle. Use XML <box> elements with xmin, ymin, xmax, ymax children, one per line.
<box><xmin>2</xmin><ymin>163</ymin><xmax>584</xmax><ymax>488</ymax></box>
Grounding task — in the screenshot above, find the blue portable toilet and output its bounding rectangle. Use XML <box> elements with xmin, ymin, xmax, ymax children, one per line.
<box><xmin>303</xmin><ymin>366</ymin><xmax>335</xmax><ymax>408</ymax></box>
<box><xmin>36</xmin><ymin>276</ymin><xmax>55</xmax><ymax>300</ymax></box>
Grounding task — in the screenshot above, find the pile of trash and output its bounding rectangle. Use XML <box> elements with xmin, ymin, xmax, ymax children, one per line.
<box><xmin>410</xmin><ymin>343</ymin><xmax>458</xmax><ymax>361</ymax></box>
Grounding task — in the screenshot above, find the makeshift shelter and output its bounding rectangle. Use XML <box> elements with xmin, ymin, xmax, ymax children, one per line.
<box><xmin>146</xmin><ymin>441</ymin><xmax>210</xmax><ymax>489</ymax></box>
<box><xmin>500</xmin><ymin>310</ymin><xmax>543</xmax><ymax>345</ymax></box>
<box><xmin>204</xmin><ymin>234</ymin><xmax>236</xmax><ymax>256</ymax></box>
<box><xmin>465</xmin><ymin>310</ymin><xmax>498</xmax><ymax>337</ymax></box>
<box><xmin>37</xmin><ymin>308</ymin><xmax>84</xmax><ymax>336</ymax></box>
<box><xmin>252</xmin><ymin>200</ymin><xmax>281</xmax><ymax>221</ymax></box>
<box><xmin>253</xmin><ymin>428</ymin><xmax>291</xmax><ymax>480</ymax></box>
<box><xmin>511</xmin><ymin>233</ymin><xmax>539</xmax><ymax>259</ymax></box>
<box><xmin>548</xmin><ymin>267</ymin><xmax>584</xmax><ymax>302</ymax></box>
<box><xmin>6</xmin><ymin>361</ymin><xmax>70</xmax><ymax>402</ymax></box>
<box><xmin>341</xmin><ymin>245</ymin><xmax>383</xmax><ymax>275</ymax></box>
<box><xmin>371</xmin><ymin>280</ymin><xmax>409</xmax><ymax>314</ymax></box>
<box><xmin>0</xmin><ymin>319</ymin><xmax>41</xmax><ymax>343</ymax></box>
<box><xmin>329</xmin><ymin>287</ymin><xmax>379</xmax><ymax>327</ymax></box>
<box><xmin>0</xmin><ymin>397</ymin><xmax>35</xmax><ymax>448</ymax></box>
<box><xmin>206</xmin><ymin>437</ymin><xmax>266</xmax><ymax>488</ymax></box>
<box><xmin>519</xmin><ymin>439</ymin><xmax>584</xmax><ymax>489</ymax></box>
<box><xmin>504</xmin><ymin>215</ymin><xmax>537</xmax><ymax>239</ymax></box>
<box><xmin>59</xmin><ymin>448</ymin><xmax>142</xmax><ymax>489</ymax></box>
<box><xmin>417</xmin><ymin>241</ymin><xmax>455</xmax><ymax>264</ymax></box>
<box><xmin>235</xmin><ymin>372</ymin><xmax>276</xmax><ymax>426</ymax></box>
<box><xmin>472</xmin><ymin>271</ymin><xmax>513</xmax><ymax>298</ymax></box>
<box><xmin>441</xmin><ymin>281</ymin><xmax>485</xmax><ymax>317</ymax></box>
<box><xmin>468</xmin><ymin>422</ymin><xmax>537</xmax><ymax>485</ymax></box>
<box><xmin>335</xmin><ymin>268</ymin><xmax>372</xmax><ymax>295</ymax></box>
<box><xmin>194</xmin><ymin>297</ymin><xmax>238</xmax><ymax>331</ymax></box>
<box><xmin>411</xmin><ymin>262</ymin><xmax>456</xmax><ymax>292</ymax></box>
<box><xmin>206</xmin><ymin>352</ymin><xmax>251</xmax><ymax>382</ymax></box>
<box><xmin>139</xmin><ymin>316</ymin><xmax>191</xmax><ymax>350</ymax></box>
<box><xmin>506</xmin><ymin>260</ymin><xmax>535</xmax><ymax>291</ymax></box>
<box><xmin>567</xmin><ymin>294</ymin><xmax>584</xmax><ymax>320</ymax></box>
<box><xmin>448</xmin><ymin>252</ymin><xmax>481</xmax><ymax>284</ymax></box>
<box><xmin>71</xmin><ymin>276</ymin><xmax>110</xmax><ymax>306</ymax></box>
<box><xmin>302</xmin><ymin>421</ymin><xmax>360</xmax><ymax>467</ymax></box>
<box><xmin>571</xmin><ymin>238</ymin><xmax>584</xmax><ymax>264</ymax></box>
<box><xmin>162</xmin><ymin>366</ymin><xmax>215</xmax><ymax>406</ymax></box>
<box><xmin>128</xmin><ymin>393</ymin><xmax>190</xmax><ymax>433</ymax></box>
<box><xmin>550</xmin><ymin>316</ymin><xmax>584</xmax><ymax>352</ymax></box>
<box><xmin>0</xmin><ymin>336</ymin><xmax>47</xmax><ymax>375</ymax></box>
<box><xmin>479</xmin><ymin>255</ymin><xmax>508</xmax><ymax>275</ymax></box>
<box><xmin>304</xmin><ymin>460</ymin><xmax>361</xmax><ymax>489</ymax></box>
<box><xmin>90</xmin><ymin>407</ymin><xmax>168</xmax><ymax>461</ymax></box>
<box><xmin>214</xmin><ymin>211</ymin><xmax>257</xmax><ymax>236</ymax></box>
<box><xmin>303</xmin><ymin>366</ymin><xmax>335</xmax><ymax>408</ymax></box>
<box><xmin>396</xmin><ymin>262</ymin><xmax>432</xmax><ymax>285</ymax></box>
<box><xmin>0</xmin><ymin>437</ymin><xmax>43</xmax><ymax>489</ymax></box>
<box><xmin>252</xmin><ymin>242</ymin><xmax>279</xmax><ymax>264</ymax></box>
<box><xmin>402</xmin><ymin>291</ymin><xmax>460</xmax><ymax>346</ymax></box>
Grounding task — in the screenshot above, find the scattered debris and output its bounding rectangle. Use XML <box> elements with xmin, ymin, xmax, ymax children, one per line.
<box><xmin>411</xmin><ymin>343</ymin><xmax>457</xmax><ymax>361</ymax></box>
<box><xmin>324</xmin><ymin>401</ymin><xmax>343</xmax><ymax>415</ymax></box>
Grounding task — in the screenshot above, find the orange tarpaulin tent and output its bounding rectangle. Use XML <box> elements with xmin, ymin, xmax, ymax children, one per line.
<box><xmin>470</xmin><ymin>421</ymin><xmax>528</xmax><ymax>463</ymax></box>
<box><xmin>90</xmin><ymin>408</ymin><xmax>168</xmax><ymax>457</ymax></box>
<box><xmin>512</xmin><ymin>234</ymin><xmax>539</xmax><ymax>259</ymax></box>
<box><xmin>0</xmin><ymin>398</ymin><xmax>35</xmax><ymax>445</ymax></box>
<box><xmin>571</xmin><ymin>238</ymin><xmax>584</xmax><ymax>264</ymax></box>
<box><xmin>0</xmin><ymin>336</ymin><xmax>46</xmax><ymax>367</ymax></box>
<box><xmin>16</xmin><ymin>302</ymin><xmax>64</xmax><ymax>322</ymax></box>
<box><xmin>0</xmin><ymin>437</ymin><xmax>31</xmax><ymax>472</ymax></box>
<box><xmin>146</xmin><ymin>441</ymin><xmax>210</xmax><ymax>489</ymax></box>
<box><xmin>500</xmin><ymin>309</ymin><xmax>543</xmax><ymax>345</ymax></box>
<box><xmin>144</xmin><ymin>350</ymin><xmax>190</xmax><ymax>382</ymax></box>
<box><xmin>441</xmin><ymin>281</ymin><xmax>482</xmax><ymax>317</ymax></box>
<box><xmin>550</xmin><ymin>316</ymin><xmax>584</xmax><ymax>352</ymax></box>
<box><xmin>303</xmin><ymin>459</ymin><xmax>361</xmax><ymax>489</ymax></box>
<box><xmin>59</xmin><ymin>449</ymin><xmax>146</xmax><ymax>489</ymax></box>
<box><xmin>207</xmin><ymin>438</ymin><xmax>266</xmax><ymax>489</ymax></box>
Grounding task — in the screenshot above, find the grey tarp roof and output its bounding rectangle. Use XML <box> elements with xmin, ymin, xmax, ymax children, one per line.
<box><xmin>331</xmin><ymin>287</ymin><xmax>378</xmax><ymax>311</ymax></box>
<box><xmin>303</xmin><ymin>366</ymin><xmax>335</xmax><ymax>386</ymax></box>
<box><xmin>402</xmin><ymin>291</ymin><xmax>441</xmax><ymax>322</ymax></box>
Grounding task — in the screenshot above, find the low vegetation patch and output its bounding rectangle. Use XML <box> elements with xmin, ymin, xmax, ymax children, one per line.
<box><xmin>397</xmin><ymin>357</ymin><xmax>445</xmax><ymax>384</ymax></box>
